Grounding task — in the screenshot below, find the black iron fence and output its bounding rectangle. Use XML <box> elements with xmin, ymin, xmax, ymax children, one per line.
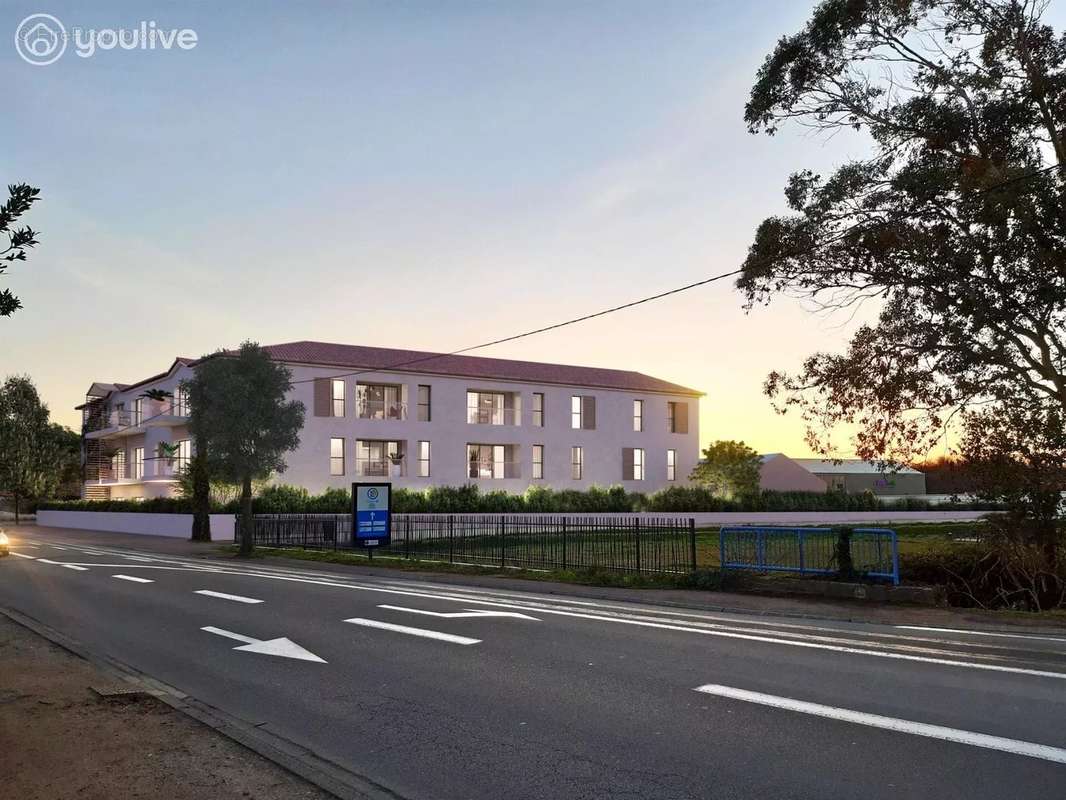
<box><xmin>236</xmin><ymin>513</ymin><xmax>697</xmax><ymax>575</ymax></box>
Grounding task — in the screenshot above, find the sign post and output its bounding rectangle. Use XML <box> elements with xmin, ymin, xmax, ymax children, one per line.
<box><xmin>352</xmin><ymin>482</ymin><xmax>391</xmax><ymax>557</ymax></box>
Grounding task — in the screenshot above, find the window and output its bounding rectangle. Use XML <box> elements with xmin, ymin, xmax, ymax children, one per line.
<box><xmin>132</xmin><ymin>398</ymin><xmax>143</xmax><ymax>426</ymax></box>
<box><xmin>571</xmin><ymin>395</ymin><xmax>595</xmax><ymax>429</ymax></box>
<box><xmin>356</xmin><ymin>440</ymin><xmax>403</xmax><ymax>476</ymax></box>
<box><xmin>418</xmin><ymin>441</ymin><xmax>431</xmax><ymax>477</ymax></box>
<box><xmin>467</xmin><ymin>391</ymin><xmax>514</xmax><ymax>425</ymax></box>
<box><xmin>571</xmin><ymin>446</ymin><xmax>583</xmax><ymax>480</ymax></box>
<box><xmin>357</xmin><ymin>383</ymin><xmax>404</xmax><ymax>420</ymax></box>
<box><xmin>667</xmin><ymin>401</ymin><xmax>688</xmax><ymax>433</ymax></box>
<box><xmin>173</xmin><ymin>387</ymin><xmax>189</xmax><ymax>416</ymax></box>
<box><xmin>467</xmin><ymin>444</ymin><xmax>514</xmax><ymax>479</ymax></box>
<box><xmin>332</xmin><ymin>380</ymin><xmax>345</xmax><ymax>417</ymax></box>
<box><xmin>667</xmin><ymin>449</ymin><xmax>676</xmax><ymax>481</ymax></box>
<box><xmin>330</xmin><ymin>438</ymin><xmax>345</xmax><ymax>476</ymax></box>
<box><xmin>633</xmin><ymin>399</ymin><xmax>643</xmax><ymax>432</ymax></box>
<box><xmin>532</xmin><ymin>393</ymin><xmax>544</xmax><ymax>427</ymax></box>
<box><xmin>110</xmin><ymin>448</ymin><xmax>126</xmax><ymax>479</ymax></box>
<box><xmin>417</xmin><ymin>385</ymin><xmax>432</xmax><ymax>422</ymax></box>
<box><xmin>633</xmin><ymin>448</ymin><xmax>645</xmax><ymax>480</ymax></box>
<box><xmin>532</xmin><ymin>444</ymin><xmax>544</xmax><ymax>480</ymax></box>
<box><xmin>133</xmin><ymin>447</ymin><xmax>145</xmax><ymax>480</ymax></box>
<box><xmin>175</xmin><ymin>439</ymin><xmax>192</xmax><ymax>473</ymax></box>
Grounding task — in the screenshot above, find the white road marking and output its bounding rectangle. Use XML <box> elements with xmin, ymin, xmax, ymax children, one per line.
<box><xmin>36</xmin><ymin>558</ymin><xmax>60</xmax><ymax>565</ymax></box>
<box><xmin>344</xmin><ymin>618</ymin><xmax>481</xmax><ymax>645</ymax></box>
<box><xmin>895</xmin><ymin>625</ymin><xmax>1066</xmax><ymax>644</ymax></box>
<box><xmin>10</xmin><ymin>552</ymin><xmax>36</xmax><ymax>559</ymax></box>
<box><xmin>113</xmin><ymin>574</ymin><xmax>154</xmax><ymax>584</ymax></box>
<box><xmin>122</xmin><ymin>555</ymin><xmax>155</xmax><ymax>562</ymax></box>
<box><xmin>378</xmin><ymin>604</ymin><xmax>539</xmax><ymax>621</ymax></box>
<box><xmin>49</xmin><ymin>545</ymin><xmax>68</xmax><ymax>551</ymax></box>
<box><xmin>200</xmin><ymin>626</ymin><xmax>326</xmax><ymax>663</ymax></box>
<box><xmin>694</xmin><ymin>684</ymin><xmax>1066</xmax><ymax>765</ymax></box>
<box><xmin>61</xmin><ymin>564</ymin><xmax>88</xmax><ymax>571</ymax></box>
<box><xmin>17</xmin><ymin>550</ymin><xmax>1064</xmax><ymax>679</ymax></box>
<box><xmin>194</xmin><ymin>590</ymin><xmax>263</xmax><ymax>604</ymax></box>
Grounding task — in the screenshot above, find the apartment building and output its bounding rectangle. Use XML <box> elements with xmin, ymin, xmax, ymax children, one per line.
<box><xmin>78</xmin><ymin>341</ymin><xmax>702</xmax><ymax>499</ymax></box>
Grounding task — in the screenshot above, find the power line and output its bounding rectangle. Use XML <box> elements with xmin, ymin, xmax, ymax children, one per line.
<box><xmin>98</xmin><ymin>159</ymin><xmax>1065</xmax><ymax>430</ymax></box>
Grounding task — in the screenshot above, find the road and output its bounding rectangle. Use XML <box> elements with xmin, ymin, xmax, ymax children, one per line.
<box><xmin>2</xmin><ymin>528</ymin><xmax>1065</xmax><ymax>800</ymax></box>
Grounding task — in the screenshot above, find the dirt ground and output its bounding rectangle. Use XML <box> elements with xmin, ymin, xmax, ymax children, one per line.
<box><xmin>0</xmin><ymin>615</ymin><xmax>333</xmax><ymax>800</ymax></box>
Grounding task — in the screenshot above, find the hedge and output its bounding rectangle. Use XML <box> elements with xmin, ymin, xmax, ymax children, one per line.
<box><xmin>37</xmin><ymin>484</ymin><xmax>1004</xmax><ymax>515</ymax></box>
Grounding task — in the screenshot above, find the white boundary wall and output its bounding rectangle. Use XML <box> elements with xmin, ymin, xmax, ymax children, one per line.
<box><xmin>36</xmin><ymin>509</ymin><xmax>985</xmax><ymax>539</ymax></box>
<box><xmin>38</xmin><ymin>510</ymin><xmax>234</xmax><ymax>539</ymax></box>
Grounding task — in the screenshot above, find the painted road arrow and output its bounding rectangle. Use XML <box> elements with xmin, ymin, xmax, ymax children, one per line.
<box><xmin>378</xmin><ymin>604</ymin><xmax>540</xmax><ymax>621</ymax></box>
<box><xmin>201</xmin><ymin>626</ymin><xmax>327</xmax><ymax>663</ymax></box>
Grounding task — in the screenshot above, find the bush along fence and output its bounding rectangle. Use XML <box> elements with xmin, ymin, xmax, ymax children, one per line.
<box><xmin>236</xmin><ymin>513</ymin><xmax>699</xmax><ymax>576</ymax></box>
<box><xmin>38</xmin><ymin>482</ymin><xmax>1004</xmax><ymax>515</ymax></box>
<box><xmin>719</xmin><ymin>526</ymin><xmax>900</xmax><ymax>585</ymax></box>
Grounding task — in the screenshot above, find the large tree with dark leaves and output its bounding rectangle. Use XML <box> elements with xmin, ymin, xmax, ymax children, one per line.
<box><xmin>0</xmin><ymin>184</ymin><xmax>41</xmax><ymax>317</ymax></box>
<box><xmin>740</xmin><ymin>1</ymin><xmax>1066</xmax><ymax>552</ymax></box>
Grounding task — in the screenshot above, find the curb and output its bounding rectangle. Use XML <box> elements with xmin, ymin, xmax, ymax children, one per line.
<box><xmin>0</xmin><ymin>605</ymin><xmax>406</xmax><ymax>800</ymax></box>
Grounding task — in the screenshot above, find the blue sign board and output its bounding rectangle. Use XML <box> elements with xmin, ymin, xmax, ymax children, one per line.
<box><xmin>352</xmin><ymin>482</ymin><xmax>391</xmax><ymax>547</ymax></box>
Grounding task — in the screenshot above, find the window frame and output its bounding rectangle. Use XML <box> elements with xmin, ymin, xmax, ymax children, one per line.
<box><xmin>633</xmin><ymin>447</ymin><xmax>645</xmax><ymax>481</ymax></box>
<box><xmin>633</xmin><ymin>399</ymin><xmax>643</xmax><ymax>432</ymax></box>
<box><xmin>417</xmin><ymin>385</ymin><xmax>432</xmax><ymax>422</ymax></box>
<box><xmin>667</xmin><ymin>448</ymin><xmax>676</xmax><ymax>481</ymax></box>
<box><xmin>571</xmin><ymin>396</ymin><xmax>582</xmax><ymax>429</ymax></box>
<box><xmin>532</xmin><ymin>444</ymin><xmax>544</xmax><ymax>480</ymax></box>
<box><xmin>532</xmin><ymin>392</ymin><xmax>544</xmax><ymax>427</ymax></box>
<box><xmin>571</xmin><ymin>446</ymin><xmax>583</xmax><ymax>480</ymax></box>
<box><xmin>133</xmin><ymin>446</ymin><xmax>145</xmax><ymax>480</ymax></box>
<box><xmin>418</xmin><ymin>440</ymin><xmax>431</xmax><ymax>477</ymax></box>
<box><xmin>329</xmin><ymin>437</ymin><xmax>345</xmax><ymax>476</ymax></box>
<box><xmin>331</xmin><ymin>379</ymin><xmax>345</xmax><ymax>417</ymax></box>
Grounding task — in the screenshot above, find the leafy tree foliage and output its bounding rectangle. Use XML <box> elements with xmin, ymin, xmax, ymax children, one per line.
<box><xmin>689</xmin><ymin>440</ymin><xmax>762</xmax><ymax>498</ymax></box>
<box><xmin>0</xmin><ymin>376</ymin><xmax>68</xmax><ymax>521</ymax></box>
<box><xmin>0</xmin><ymin>184</ymin><xmax>41</xmax><ymax>317</ymax></box>
<box><xmin>740</xmin><ymin>1</ymin><xmax>1066</xmax><ymax>552</ymax></box>
<box><xmin>185</xmin><ymin>342</ymin><xmax>304</xmax><ymax>554</ymax></box>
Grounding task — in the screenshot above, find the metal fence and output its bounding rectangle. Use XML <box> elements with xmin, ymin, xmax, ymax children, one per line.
<box><xmin>719</xmin><ymin>526</ymin><xmax>900</xmax><ymax>585</ymax></box>
<box><xmin>236</xmin><ymin>514</ymin><xmax>697</xmax><ymax>575</ymax></box>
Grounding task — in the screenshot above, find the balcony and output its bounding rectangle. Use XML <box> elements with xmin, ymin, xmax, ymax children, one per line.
<box><xmin>467</xmin><ymin>460</ymin><xmax>521</xmax><ymax>480</ymax></box>
<box><xmin>84</xmin><ymin>400</ymin><xmax>189</xmax><ymax>440</ymax></box>
<box><xmin>356</xmin><ymin>399</ymin><xmax>407</xmax><ymax>421</ymax></box>
<box><xmin>466</xmin><ymin>406</ymin><xmax>518</xmax><ymax>426</ymax></box>
<box><xmin>355</xmin><ymin>457</ymin><xmax>407</xmax><ymax>478</ymax></box>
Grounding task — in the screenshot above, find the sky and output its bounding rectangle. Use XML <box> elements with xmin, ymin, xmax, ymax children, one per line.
<box><xmin>2</xmin><ymin>0</ymin><xmax>950</xmax><ymax>456</ymax></box>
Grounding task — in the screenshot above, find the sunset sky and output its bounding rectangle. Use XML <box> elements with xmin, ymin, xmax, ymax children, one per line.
<box><xmin>9</xmin><ymin>1</ymin><xmax>1040</xmax><ymax>458</ymax></box>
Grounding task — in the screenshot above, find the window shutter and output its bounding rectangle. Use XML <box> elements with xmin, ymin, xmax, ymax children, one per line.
<box><xmin>674</xmin><ymin>401</ymin><xmax>689</xmax><ymax>434</ymax></box>
<box><xmin>582</xmin><ymin>396</ymin><xmax>596</xmax><ymax>430</ymax></box>
<box><xmin>313</xmin><ymin>378</ymin><xmax>331</xmax><ymax>417</ymax></box>
<box><xmin>622</xmin><ymin>447</ymin><xmax>634</xmax><ymax>480</ymax></box>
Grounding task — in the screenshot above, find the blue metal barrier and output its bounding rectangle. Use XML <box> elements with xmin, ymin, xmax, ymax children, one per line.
<box><xmin>719</xmin><ymin>526</ymin><xmax>899</xmax><ymax>585</ymax></box>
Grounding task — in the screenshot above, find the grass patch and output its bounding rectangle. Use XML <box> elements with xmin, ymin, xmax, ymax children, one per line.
<box><xmin>217</xmin><ymin>544</ymin><xmax>726</xmax><ymax>590</ymax></box>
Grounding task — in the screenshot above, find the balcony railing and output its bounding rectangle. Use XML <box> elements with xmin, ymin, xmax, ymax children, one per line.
<box><xmin>467</xmin><ymin>461</ymin><xmax>522</xmax><ymax>480</ymax></box>
<box><xmin>83</xmin><ymin>401</ymin><xmax>189</xmax><ymax>434</ymax></box>
<box><xmin>355</xmin><ymin>458</ymin><xmax>407</xmax><ymax>478</ymax></box>
<box><xmin>357</xmin><ymin>400</ymin><xmax>407</xmax><ymax>421</ymax></box>
<box><xmin>466</xmin><ymin>407</ymin><xmax>518</xmax><ymax>426</ymax></box>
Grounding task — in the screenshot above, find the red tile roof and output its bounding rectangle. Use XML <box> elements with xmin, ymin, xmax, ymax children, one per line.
<box><xmin>260</xmin><ymin>341</ymin><xmax>702</xmax><ymax>396</ymax></box>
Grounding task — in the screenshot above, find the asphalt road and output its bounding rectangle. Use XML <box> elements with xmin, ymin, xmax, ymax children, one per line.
<box><xmin>3</xmin><ymin>529</ymin><xmax>1066</xmax><ymax>800</ymax></box>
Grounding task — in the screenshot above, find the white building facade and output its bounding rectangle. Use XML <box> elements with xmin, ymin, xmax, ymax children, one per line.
<box><xmin>79</xmin><ymin>342</ymin><xmax>702</xmax><ymax>499</ymax></box>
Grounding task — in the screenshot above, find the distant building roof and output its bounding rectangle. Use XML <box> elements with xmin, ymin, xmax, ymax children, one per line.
<box><xmin>793</xmin><ymin>458</ymin><xmax>922</xmax><ymax>475</ymax></box>
<box><xmin>256</xmin><ymin>341</ymin><xmax>703</xmax><ymax>396</ymax></box>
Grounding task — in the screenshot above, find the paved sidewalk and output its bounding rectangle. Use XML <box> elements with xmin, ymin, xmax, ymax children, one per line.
<box><xmin>15</xmin><ymin>523</ymin><xmax>1066</xmax><ymax>633</ymax></box>
<box><xmin>0</xmin><ymin>613</ymin><xmax>331</xmax><ymax>800</ymax></box>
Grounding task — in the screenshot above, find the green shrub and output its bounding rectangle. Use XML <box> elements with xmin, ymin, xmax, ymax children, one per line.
<box><xmin>38</xmin><ymin>483</ymin><xmax>1006</xmax><ymax>516</ymax></box>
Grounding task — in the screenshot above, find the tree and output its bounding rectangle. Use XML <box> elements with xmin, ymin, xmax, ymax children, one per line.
<box><xmin>739</xmin><ymin>1</ymin><xmax>1066</xmax><ymax>547</ymax></box>
<box><xmin>689</xmin><ymin>440</ymin><xmax>762</xmax><ymax>498</ymax></box>
<box><xmin>1</xmin><ymin>184</ymin><xmax>41</xmax><ymax>317</ymax></box>
<box><xmin>46</xmin><ymin>423</ymin><xmax>82</xmax><ymax>499</ymax></box>
<box><xmin>0</xmin><ymin>376</ymin><xmax>60</xmax><ymax>522</ymax></box>
<box><xmin>185</xmin><ymin>342</ymin><xmax>304</xmax><ymax>555</ymax></box>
